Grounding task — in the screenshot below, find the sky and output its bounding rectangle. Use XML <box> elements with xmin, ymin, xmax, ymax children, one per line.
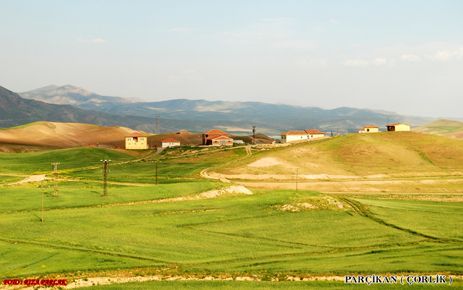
<box><xmin>1</xmin><ymin>0</ymin><xmax>462</xmax><ymax>118</ymax></box>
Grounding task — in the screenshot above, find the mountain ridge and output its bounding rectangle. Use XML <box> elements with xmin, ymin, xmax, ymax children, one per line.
<box><xmin>14</xmin><ymin>84</ymin><xmax>434</xmax><ymax>134</ymax></box>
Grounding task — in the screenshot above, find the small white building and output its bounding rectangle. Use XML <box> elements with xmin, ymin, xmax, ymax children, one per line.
<box><xmin>386</xmin><ymin>123</ymin><xmax>411</xmax><ymax>132</ymax></box>
<box><xmin>358</xmin><ymin>125</ymin><xmax>380</xmax><ymax>133</ymax></box>
<box><xmin>305</xmin><ymin>129</ymin><xmax>325</xmax><ymax>139</ymax></box>
<box><xmin>281</xmin><ymin>130</ymin><xmax>308</xmax><ymax>143</ymax></box>
<box><xmin>161</xmin><ymin>137</ymin><xmax>181</xmax><ymax>148</ymax></box>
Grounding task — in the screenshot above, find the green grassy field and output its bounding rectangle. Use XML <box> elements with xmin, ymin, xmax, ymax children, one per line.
<box><xmin>0</xmin><ymin>142</ymin><xmax>462</xmax><ymax>289</ymax></box>
<box><xmin>84</xmin><ymin>280</ymin><xmax>463</xmax><ymax>289</ymax></box>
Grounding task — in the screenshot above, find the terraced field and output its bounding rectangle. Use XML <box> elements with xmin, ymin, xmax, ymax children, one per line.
<box><xmin>0</xmin><ymin>138</ymin><xmax>462</xmax><ymax>289</ymax></box>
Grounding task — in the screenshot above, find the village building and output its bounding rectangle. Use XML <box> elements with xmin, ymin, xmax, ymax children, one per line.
<box><xmin>305</xmin><ymin>129</ymin><xmax>326</xmax><ymax>139</ymax></box>
<box><xmin>125</xmin><ymin>132</ymin><xmax>149</xmax><ymax>150</ymax></box>
<box><xmin>386</xmin><ymin>123</ymin><xmax>411</xmax><ymax>132</ymax></box>
<box><xmin>202</xmin><ymin>129</ymin><xmax>234</xmax><ymax>146</ymax></box>
<box><xmin>210</xmin><ymin>135</ymin><xmax>234</xmax><ymax>146</ymax></box>
<box><xmin>281</xmin><ymin>130</ymin><xmax>308</xmax><ymax>143</ymax></box>
<box><xmin>358</xmin><ymin>125</ymin><xmax>380</xmax><ymax>133</ymax></box>
<box><xmin>161</xmin><ymin>137</ymin><xmax>180</xmax><ymax>148</ymax></box>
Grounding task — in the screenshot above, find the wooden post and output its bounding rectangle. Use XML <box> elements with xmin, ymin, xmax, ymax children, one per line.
<box><xmin>101</xmin><ymin>160</ymin><xmax>111</xmax><ymax>196</ymax></box>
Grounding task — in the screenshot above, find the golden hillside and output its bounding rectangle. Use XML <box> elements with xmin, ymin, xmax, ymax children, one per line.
<box><xmin>0</xmin><ymin>121</ymin><xmax>139</xmax><ymax>149</ymax></box>
<box><xmin>416</xmin><ymin>119</ymin><xmax>463</xmax><ymax>139</ymax></box>
<box><xmin>218</xmin><ymin>132</ymin><xmax>463</xmax><ymax>177</ymax></box>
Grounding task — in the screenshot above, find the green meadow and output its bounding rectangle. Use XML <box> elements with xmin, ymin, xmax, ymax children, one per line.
<box><xmin>0</xmin><ymin>142</ymin><xmax>462</xmax><ymax>289</ymax></box>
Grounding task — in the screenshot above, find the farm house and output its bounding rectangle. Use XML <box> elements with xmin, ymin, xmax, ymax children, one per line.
<box><xmin>358</xmin><ymin>125</ymin><xmax>380</xmax><ymax>133</ymax></box>
<box><xmin>386</xmin><ymin>123</ymin><xmax>411</xmax><ymax>132</ymax></box>
<box><xmin>202</xmin><ymin>129</ymin><xmax>234</xmax><ymax>146</ymax></box>
<box><xmin>305</xmin><ymin>129</ymin><xmax>326</xmax><ymax>139</ymax></box>
<box><xmin>281</xmin><ymin>130</ymin><xmax>308</xmax><ymax>143</ymax></box>
<box><xmin>161</xmin><ymin>137</ymin><xmax>181</xmax><ymax>148</ymax></box>
<box><xmin>125</xmin><ymin>132</ymin><xmax>149</xmax><ymax>150</ymax></box>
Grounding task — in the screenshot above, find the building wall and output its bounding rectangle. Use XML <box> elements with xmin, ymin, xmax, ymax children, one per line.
<box><xmin>387</xmin><ymin>124</ymin><xmax>411</xmax><ymax>132</ymax></box>
<box><xmin>125</xmin><ymin>137</ymin><xmax>149</xmax><ymax>149</ymax></box>
<box><xmin>394</xmin><ymin>124</ymin><xmax>411</xmax><ymax>131</ymax></box>
<box><xmin>282</xmin><ymin>134</ymin><xmax>307</xmax><ymax>143</ymax></box>
<box><xmin>308</xmin><ymin>133</ymin><xmax>325</xmax><ymax>139</ymax></box>
<box><xmin>162</xmin><ymin>142</ymin><xmax>180</xmax><ymax>148</ymax></box>
<box><xmin>211</xmin><ymin>139</ymin><xmax>233</xmax><ymax>146</ymax></box>
<box><xmin>359</xmin><ymin>127</ymin><xmax>379</xmax><ymax>133</ymax></box>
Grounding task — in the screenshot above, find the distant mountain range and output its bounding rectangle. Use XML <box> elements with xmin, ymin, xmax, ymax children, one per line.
<box><xmin>1</xmin><ymin>84</ymin><xmax>434</xmax><ymax>134</ymax></box>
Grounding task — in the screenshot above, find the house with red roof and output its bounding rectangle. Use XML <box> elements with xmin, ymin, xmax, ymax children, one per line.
<box><xmin>161</xmin><ymin>137</ymin><xmax>181</xmax><ymax>148</ymax></box>
<box><xmin>305</xmin><ymin>129</ymin><xmax>326</xmax><ymax>139</ymax></box>
<box><xmin>202</xmin><ymin>129</ymin><xmax>234</xmax><ymax>146</ymax></box>
<box><xmin>281</xmin><ymin>129</ymin><xmax>326</xmax><ymax>143</ymax></box>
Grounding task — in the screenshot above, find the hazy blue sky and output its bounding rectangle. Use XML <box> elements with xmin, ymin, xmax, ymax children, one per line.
<box><xmin>1</xmin><ymin>0</ymin><xmax>462</xmax><ymax>117</ymax></box>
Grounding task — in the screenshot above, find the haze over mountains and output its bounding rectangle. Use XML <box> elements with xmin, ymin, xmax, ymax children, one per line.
<box><xmin>8</xmin><ymin>84</ymin><xmax>433</xmax><ymax>134</ymax></box>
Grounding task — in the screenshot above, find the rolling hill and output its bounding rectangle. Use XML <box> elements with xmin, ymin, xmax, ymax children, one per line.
<box><xmin>0</xmin><ymin>121</ymin><xmax>141</xmax><ymax>149</ymax></box>
<box><xmin>20</xmin><ymin>85</ymin><xmax>433</xmax><ymax>134</ymax></box>
<box><xmin>416</xmin><ymin>119</ymin><xmax>463</xmax><ymax>139</ymax></box>
<box><xmin>216</xmin><ymin>132</ymin><xmax>463</xmax><ymax>177</ymax></box>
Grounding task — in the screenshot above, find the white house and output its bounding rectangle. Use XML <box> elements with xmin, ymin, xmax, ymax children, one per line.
<box><xmin>281</xmin><ymin>130</ymin><xmax>308</xmax><ymax>143</ymax></box>
<box><xmin>305</xmin><ymin>129</ymin><xmax>325</xmax><ymax>139</ymax></box>
<box><xmin>359</xmin><ymin>125</ymin><xmax>379</xmax><ymax>133</ymax></box>
<box><xmin>161</xmin><ymin>137</ymin><xmax>181</xmax><ymax>148</ymax></box>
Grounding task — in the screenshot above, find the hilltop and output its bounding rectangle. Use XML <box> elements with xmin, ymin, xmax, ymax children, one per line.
<box><xmin>416</xmin><ymin>119</ymin><xmax>463</xmax><ymax>139</ymax></box>
<box><xmin>19</xmin><ymin>84</ymin><xmax>130</xmax><ymax>107</ymax></box>
<box><xmin>0</xmin><ymin>121</ymin><xmax>140</xmax><ymax>150</ymax></box>
<box><xmin>216</xmin><ymin>132</ymin><xmax>463</xmax><ymax>177</ymax></box>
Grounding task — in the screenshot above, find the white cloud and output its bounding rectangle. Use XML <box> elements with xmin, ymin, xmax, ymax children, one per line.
<box><xmin>401</xmin><ymin>54</ymin><xmax>421</xmax><ymax>62</ymax></box>
<box><xmin>433</xmin><ymin>47</ymin><xmax>463</xmax><ymax>61</ymax></box>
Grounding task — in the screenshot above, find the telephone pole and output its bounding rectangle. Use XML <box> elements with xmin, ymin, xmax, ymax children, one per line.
<box><xmin>295</xmin><ymin>168</ymin><xmax>299</xmax><ymax>192</ymax></box>
<box><xmin>252</xmin><ymin>126</ymin><xmax>256</xmax><ymax>145</ymax></box>
<box><xmin>51</xmin><ymin>162</ymin><xmax>60</xmax><ymax>196</ymax></box>
<box><xmin>101</xmin><ymin>160</ymin><xmax>111</xmax><ymax>196</ymax></box>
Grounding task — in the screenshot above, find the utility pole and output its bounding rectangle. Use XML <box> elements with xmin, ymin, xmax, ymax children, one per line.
<box><xmin>51</xmin><ymin>162</ymin><xmax>60</xmax><ymax>196</ymax></box>
<box><xmin>101</xmin><ymin>160</ymin><xmax>111</xmax><ymax>196</ymax></box>
<box><xmin>295</xmin><ymin>168</ymin><xmax>299</xmax><ymax>192</ymax></box>
<box><xmin>252</xmin><ymin>126</ymin><xmax>256</xmax><ymax>145</ymax></box>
